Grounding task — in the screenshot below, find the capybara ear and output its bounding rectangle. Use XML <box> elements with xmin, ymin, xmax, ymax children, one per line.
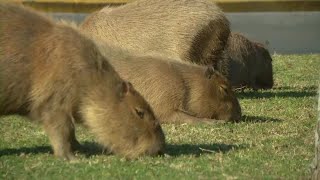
<box><xmin>118</xmin><ymin>81</ymin><xmax>129</xmax><ymax>98</ymax></box>
<box><xmin>205</xmin><ymin>66</ymin><xmax>215</xmax><ymax>79</ymax></box>
<box><xmin>118</xmin><ymin>81</ymin><xmax>134</xmax><ymax>98</ymax></box>
<box><xmin>126</xmin><ymin>82</ymin><xmax>134</xmax><ymax>94</ymax></box>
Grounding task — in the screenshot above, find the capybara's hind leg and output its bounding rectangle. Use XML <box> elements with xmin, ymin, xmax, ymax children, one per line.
<box><xmin>42</xmin><ymin>112</ymin><xmax>77</xmax><ymax>161</ymax></box>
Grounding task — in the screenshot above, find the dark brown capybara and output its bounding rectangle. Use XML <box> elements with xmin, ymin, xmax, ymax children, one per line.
<box><xmin>95</xmin><ymin>45</ymin><xmax>241</xmax><ymax>123</ymax></box>
<box><xmin>80</xmin><ymin>0</ymin><xmax>231</xmax><ymax>75</ymax></box>
<box><xmin>0</xmin><ymin>3</ymin><xmax>165</xmax><ymax>160</ymax></box>
<box><xmin>226</xmin><ymin>33</ymin><xmax>274</xmax><ymax>90</ymax></box>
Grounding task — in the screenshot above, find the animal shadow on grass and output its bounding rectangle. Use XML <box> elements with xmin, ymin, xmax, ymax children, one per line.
<box><xmin>0</xmin><ymin>141</ymin><xmax>106</xmax><ymax>158</ymax></box>
<box><xmin>236</xmin><ymin>86</ymin><xmax>317</xmax><ymax>99</ymax></box>
<box><xmin>165</xmin><ymin>143</ymin><xmax>248</xmax><ymax>157</ymax></box>
<box><xmin>0</xmin><ymin>146</ymin><xmax>52</xmax><ymax>157</ymax></box>
<box><xmin>241</xmin><ymin>115</ymin><xmax>283</xmax><ymax>123</ymax></box>
<box><xmin>0</xmin><ymin>142</ymin><xmax>248</xmax><ymax>158</ymax></box>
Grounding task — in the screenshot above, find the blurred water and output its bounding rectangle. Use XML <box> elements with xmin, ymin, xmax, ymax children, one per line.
<box><xmin>49</xmin><ymin>11</ymin><xmax>320</xmax><ymax>54</ymax></box>
<box><xmin>49</xmin><ymin>12</ymin><xmax>87</xmax><ymax>24</ymax></box>
<box><xmin>226</xmin><ymin>12</ymin><xmax>320</xmax><ymax>54</ymax></box>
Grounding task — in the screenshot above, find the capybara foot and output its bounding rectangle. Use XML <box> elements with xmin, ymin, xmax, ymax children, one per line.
<box><xmin>41</xmin><ymin>112</ymin><xmax>77</xmax><ymax>161</ymax></box>
<box><xmin>165</xmin><ymin>110</ymin><xmax>228</xmax><ymax>124</ymax></box>
<box><xmin>55</xmin><ymin>151</ymin><xmax>77</xmax><ymax>161</ymax></box>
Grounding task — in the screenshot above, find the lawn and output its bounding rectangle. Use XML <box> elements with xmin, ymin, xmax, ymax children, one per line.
<box><xmin>0</xmin><ymin>54</ymin><xmax>319</xmax><ymax>179</ymax></box>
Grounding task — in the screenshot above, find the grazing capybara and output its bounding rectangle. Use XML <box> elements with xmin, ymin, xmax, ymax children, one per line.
<box><xmin>80</xmin><ymin>0</ymin><xmax>230</xmax><ymax>74</ymax></box>
<box><xmin>0</xmin><ymin>3</ymin><xmax>165</xmax><ymax>160</ymax></box>
<box><xmin>226</xmin><ymin>33</ymin><xmax>274</xmax><ymax>90</ymax></box>
<box><xmin>95</xmin><ymin>45</ymin><xmax>241</xmax><ymax>123</ymax></box>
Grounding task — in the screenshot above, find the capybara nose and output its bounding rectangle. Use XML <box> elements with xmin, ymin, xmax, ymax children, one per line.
<box><xmin>262</xmin><ymin>83</ymin><xmax>273</xmax><ymax>89</ymax></box>
<box><xmin>233</xmin><ymin>114</ymin><xmax>242</xmax><ymax>123</ymax></box>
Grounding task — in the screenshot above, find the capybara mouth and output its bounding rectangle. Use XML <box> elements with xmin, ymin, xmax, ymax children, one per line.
<box><xmin>149</xmin><ymin>149</ymin><xmax>164</xmax><ymax>157</ymax></box>
<box><xmin>262</xmin><ymin>83</ymin><xmax>274</xmax><ymax>89</ymax></box>
<box><xmin>254</xmin><ymin>82</ymin><xmax>274</xmax><ymax>90</ymax></box>
<box><xmin>232</xmin><ymin>113</ymin><xmax>242</xmax><ymax>123</ymax></box>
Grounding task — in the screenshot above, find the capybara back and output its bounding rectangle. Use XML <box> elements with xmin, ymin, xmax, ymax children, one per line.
<box><xmin>80</xmin><ymin>0</ymin><xmax>230</xmax><ymax>73</ymax></box>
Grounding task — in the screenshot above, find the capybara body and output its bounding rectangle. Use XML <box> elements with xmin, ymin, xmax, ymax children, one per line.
<box><xmin>226</xmin><ymin>33</ymin><xmax>274</xmax><ymax>90</ymax></box>
<box><xmin>80</xmin><ymin>0</ymin><xmax>230</xmax><ymax>74</ymax></box>
<box><xmin>0</xmin><ymin>3</ymin><xmax>165</xmax><ymax>160</ymax></box>
<box><xmin>98</xmin><ymin>46</ymin><xmax>241</xmax><ymax>123</ymax></box>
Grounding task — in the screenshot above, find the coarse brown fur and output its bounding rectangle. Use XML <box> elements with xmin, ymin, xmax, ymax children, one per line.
<box><xmin>80</xmin><ymin>0</ymin><xmax>230</xmax><ymax>74</ymax></box>
<box><xmin>226</xmin><ymin>33</ymin><xmax>274</xmax><ymax>90</ymax></box>
<box><xmin>96</xmin><ymin>44</ymin><xmax>241</xmax><ymax>123</ymax></box>
<box><xmin>0</xmin><ymin>3</ymin><xmax>165</xmax><ymax>160</ymax></box>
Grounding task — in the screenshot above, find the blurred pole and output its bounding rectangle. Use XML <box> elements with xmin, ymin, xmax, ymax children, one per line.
<box><xmin>311</xmin><ymin>85</ymin><xmax>320</xmax><ymax>179</ymax></box>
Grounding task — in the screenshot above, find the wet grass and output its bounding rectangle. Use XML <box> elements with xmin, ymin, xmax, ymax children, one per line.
<box><xmin>0</xmin><ymin>54</ymin><xmax>319</xmax><ymax>179</ymax></box>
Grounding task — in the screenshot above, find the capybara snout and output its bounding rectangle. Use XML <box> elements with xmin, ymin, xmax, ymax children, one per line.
<box><xmin>140</xmin><ymin>123</ymin><xmax>165</xmax><ymax>157</ymax></box>
<box><xmin>214</xmin><ymin>93</ymin><xmax>242</xmax><ymax>122</ymax></box>
<box><xmin>254</xmin><ymin>44</ymin><xmax>274</xmax><ymax>90</ymax></box>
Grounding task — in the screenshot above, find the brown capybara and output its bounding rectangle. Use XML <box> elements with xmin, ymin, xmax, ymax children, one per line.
<box><xmin>0</xmin><ymin>3</ymin><xmax>165</xmax><ymax>160</ymax></box>
<box><xmin>80</xmin><ymin>0</ymin><xmax>230</xmax><ymax>75</ymax></box>
<box><xmin>95</xmin><ymin>45</ymin><xmax>241</xmax><ymax>123</ymax></box>
<box><xmin>226</xmin><ymin>33</ymin><xmax>274</xmax><ymax>90</ymax></box>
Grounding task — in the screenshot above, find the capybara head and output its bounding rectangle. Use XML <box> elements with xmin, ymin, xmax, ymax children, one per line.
<box><xmin>190</xmin><ymin>67</ymin><xmax>242</xmax><ymax>122</ymax></box>
<box><xmin>81</xmin><ymin>80</ymin><xmax>165</xmax><ymax>159</ymax></box>
<box><xmin>253</xmin><ymin>43</ymin><xmax>274</xmax><ymax>90</ymax></box>
<box><xmin>226</xmin><ymin>33</ymin><xmax>273</xmax><ymax>90</ymax></box>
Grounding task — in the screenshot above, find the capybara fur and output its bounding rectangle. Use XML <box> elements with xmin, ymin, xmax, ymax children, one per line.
<box><xmin>95</xmin><ymin>45</ymin><xmax>241</xmax><ymax>123</ymax></box>
<box><xmin>80</xmin><ymin>0</ymin><xmax>230</xmax><ymax>75</ymax></box>
<box><xmin>226</xmin><ymin>33</ymin><xmax>274</xmax><ymax>90</ymax></box>
<box><xmin>0</xmin><ymin>3</ymin><xmax>165</xmax><ymax>160</ymax></box>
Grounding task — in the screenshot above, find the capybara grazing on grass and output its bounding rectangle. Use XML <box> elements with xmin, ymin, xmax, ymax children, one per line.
<box><xmin>226</xmin><ymin>33</ymin><xmax>274</xmax><ymax>90</ymax></box>
<box><xmin>0</xmin><ymin>4</ymin><xmax>165</xmax><ymax>160</ymax></box>
<box><xmin>96</xmin><ymin>45</ymin><xmax>241</xmax><ymax>123</ymax></box>
<box><xmin>80</xmin><ymin>0</ymin><xmax>230</xmax><ymax>74</ymax></box>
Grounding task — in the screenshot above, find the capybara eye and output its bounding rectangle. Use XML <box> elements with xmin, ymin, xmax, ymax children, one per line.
<box><xmin>219</xmin><ymin>84</ymin><xmax>228</xmax><ymax>94</ymax></box>
<box><xmin>135</xmin><ymin>108</ymin><xmax>144</xmax><ymax>119</ymax></box>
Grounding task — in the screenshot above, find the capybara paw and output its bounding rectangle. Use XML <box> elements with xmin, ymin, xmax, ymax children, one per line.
<box><xmin>203</xmin><ymin>118</ymin><xmax>228</xmax><ymax>124</ymax></box>
<box><xmin>55</xmin><ymin>152</ymin><xmax>77</xmax><ymax>161</ymax></box>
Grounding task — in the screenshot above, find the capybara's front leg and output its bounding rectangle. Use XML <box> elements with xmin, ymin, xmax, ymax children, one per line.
<box><xmin>70</xmin><ymin>129</ymin><xmax>81</xmax><ymax>151</ymax></box>
<box><xmin>42</xmin><ymin>112</ymin><xmax>77</xmax><ymax>161</ymax></box>
<box><xmin>165</xmin><ymin>110</ymin><xmax>227</xmax><ymax>124</ymax></box>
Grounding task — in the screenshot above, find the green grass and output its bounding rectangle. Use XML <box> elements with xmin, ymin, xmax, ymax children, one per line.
<box><xmin>1</xmin><ymin>54</ymin><xmax>319</xmax><ymax>179</ymax></box>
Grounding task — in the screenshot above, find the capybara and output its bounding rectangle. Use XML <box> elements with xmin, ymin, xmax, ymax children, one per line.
<box><xmin>226</xmin><ymin>33</ymin><xmax>274</xmax><ymax>90</ymax></box>
<box><xmin>95</xmin><ymin>44</ymin><xmax>241</xmax><ymax>123</ymax></box>
<box><xmin>0</xmin><ymin>3</ymin><xmax>165</xmax><ymax>160</ymax></box>
<box><xmin>80</xmin><ymin>0</ymin><xmax>230</xmax><ymax>75</ymax></box>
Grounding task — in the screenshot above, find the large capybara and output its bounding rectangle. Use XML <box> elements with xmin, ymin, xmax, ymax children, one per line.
<box><xmin>95</xmin><ymin>44</ymin><xmax>241</xmax><ymax>123</ymax></box>
<box><xmin>80</xmin><ymin>0</ymin><xmax>231</xmax><ymax>75</ymax></box>
<box><xmin>0</xmin><ymin>3</ymin><xmax>165</xmax><ymax>160</ymax></box>
<box><xmin>226</xmin><ymin>33</ymin><xmax>274</xmax><ymax>90</ymax></box>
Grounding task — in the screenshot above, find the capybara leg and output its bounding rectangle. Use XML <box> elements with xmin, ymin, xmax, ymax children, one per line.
<box><xmin>167</xmin><ymin>110</ymin><xmax>227</xmax><ymax>124</ymax></box>
<box><xmin>70</xmin><ymin>128</ymin><xmax>81</xmax><ymax>151</ymax></box>
<box><xmin>42</xmin><ymin>112</ymin><xmax>76</xmax><ymax>161</ymax></box>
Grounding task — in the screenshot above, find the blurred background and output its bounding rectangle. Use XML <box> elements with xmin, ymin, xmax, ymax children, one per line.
<box><xmin>8</xmin><ymin>0</ymin><xmax>320</xmax><ymax>54</ymax></box>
